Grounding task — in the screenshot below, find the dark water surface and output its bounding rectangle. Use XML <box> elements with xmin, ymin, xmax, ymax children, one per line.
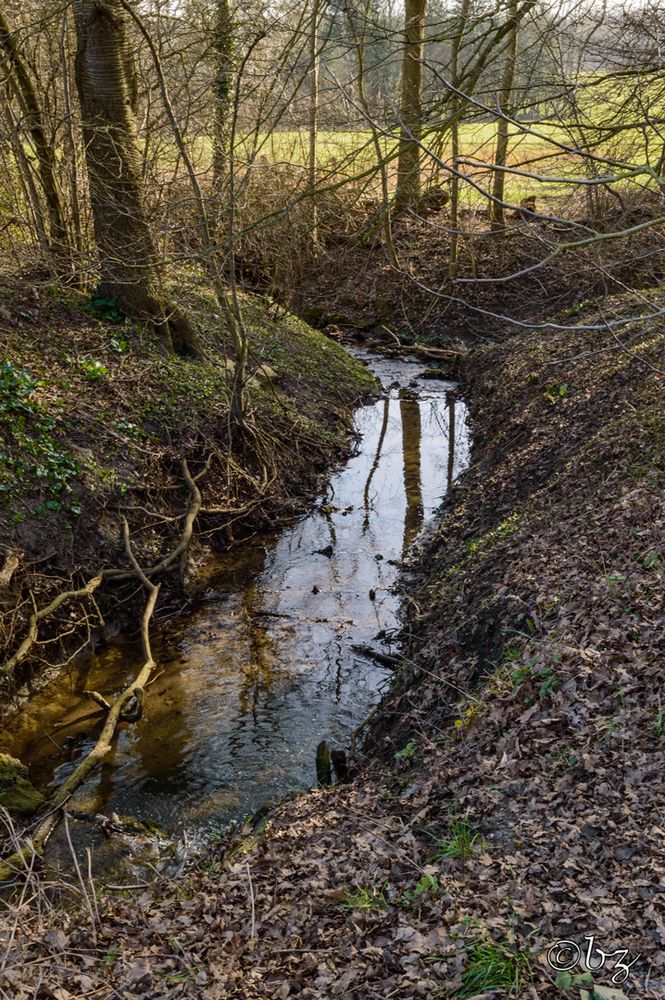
<box><xmin>2</xmin><ymin>351</ymin><xmax>469</xmax><ymax>860</ymax></box>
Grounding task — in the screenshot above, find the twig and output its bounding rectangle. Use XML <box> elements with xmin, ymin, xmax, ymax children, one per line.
<box><xmin>246</xmin><ymin>861</ymin><xmax>256</xmax><ymax>941</ymax></box>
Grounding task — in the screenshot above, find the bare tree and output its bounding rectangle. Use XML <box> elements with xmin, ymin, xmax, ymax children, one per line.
<box><xmin>394</xmin><ymin>0</ymin><xmax>426</xmax><ymax>211</ymax></box>
<box><xmin>489</xmin><ymin>0</ymin><xmax>520</xmax><ymax>230</ymax></box>
<box><xmin>0</xmin><ymin>4</ymin><xmax>68</xmax><ymax>262</ymax></box>
<box><xmin>73</xmin><ymin>0</ymin><xmax>200</xmax><ymax>355</ymax></box>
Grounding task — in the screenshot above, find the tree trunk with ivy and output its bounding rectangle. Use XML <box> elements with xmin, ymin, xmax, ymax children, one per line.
<box><xmin>73</xmin><ymin>0</ymin><xmax>199</xmax><ymax>355</ymax></box>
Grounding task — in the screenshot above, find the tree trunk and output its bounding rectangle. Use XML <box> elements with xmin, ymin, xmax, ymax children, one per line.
<box><xmin>60</xmin><ymin>11</ymin><xmax>85</xmax><ymax>279</ymax></box>
<box><xmin>73</xmin><ymin>0</ymin><xmax>199</xmax><ymax>355</ymax></box>
<box><xmin>212</xmin><ymin>0</ymin><xmax>234</xmax><ymax>196</ymax></box>
<box><xmin>394</xmin><ymin>0</ymin><xmax>426</xmax><ymax>213</ymax></box>
<box><xmin>448</xmin><ymin>0</ymin><xmax>471</xmax><ymax>278</ymax></box>
<box><xmin>344</xmin><ymin>0</ymin><xmax>397</xmax><ymax>265</ymax></box>
<box><xmin>0</xmin><ymin>5</ymin><xmax>68</xmax><ymax>262</ymax></box>
<box><xmin>308</xmin><ymin>0</ymin><xmax>320</xmax><ymax>245</ymax></box>
<box><xmin>489</xmin><ymin>0</ymin><xmax>519</xmax><ymax>231</ymax></box>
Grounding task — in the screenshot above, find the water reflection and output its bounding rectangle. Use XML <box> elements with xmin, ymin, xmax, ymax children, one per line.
<box><xmin>1</xmin><ymin>352</ymin><xmax>470</xmax><ymax>847</ymax></box>
<box><xmin>399</xmin><ymin>391</ymin><xmax>424</xmax><ymax>554</ymax></box>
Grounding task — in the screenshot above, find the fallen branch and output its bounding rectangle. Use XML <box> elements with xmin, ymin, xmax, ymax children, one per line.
<box><xmin>351</xmin><ymin>643</ymin><xmax>402</xmax><ymax>669</ymax></box>
<box><xmin>81</xmin><ymin>691</ymin><xmax>111</xmax><ymax>712</ymax></box>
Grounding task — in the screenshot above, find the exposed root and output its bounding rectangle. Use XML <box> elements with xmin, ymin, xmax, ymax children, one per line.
<box><xmin>1</xmin><ymin>458</ymin><xmax>209</xmax><ymax>682</ymax></box>
<box><xmin>104</xmin><ymin>457</ymin><xmax>204</xmax><ymax>583</ymax></box>
<box><xmin>0</xmin><ymin>460</ymin><xmax>213</xmax><ymax>880</ymax></box>
<box><xmin>0</xmin><ymin>533</ymin><xmax>160</xmax><ymax>882</ymax></box>
<box><xmin>0</xmin><ymin>575</ymin><xmax>104</xmax><ymax>677</ymax></box>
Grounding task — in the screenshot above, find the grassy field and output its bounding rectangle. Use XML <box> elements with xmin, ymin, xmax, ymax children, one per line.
<box><xmin>231</xmin><ymin>103</ymin><xmax>664</xmax><ymax>211</ymax></box>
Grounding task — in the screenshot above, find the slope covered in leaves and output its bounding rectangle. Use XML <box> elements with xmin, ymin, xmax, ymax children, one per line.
<box><xmin>1</xmin><ymin>292</ymin><xmax>663</xmax><ymax>998</ymax></box>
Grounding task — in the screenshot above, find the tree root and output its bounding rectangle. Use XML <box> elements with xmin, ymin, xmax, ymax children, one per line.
<box><xmin>1</xmin><ymin>458</ymin><xmax>205</xmax><ymax>679</ymax></box>
<box><xmin>0</xmin><ymin>575</ymin><xmax>104</xmax><ymax>677</ymax></box>
<box><xmin>0</xmin><ymin>532</ymin><xmax>159</xmax><ymax>882</ymax></box>
<box><xmin>0</xmin><ymin>459</ymin><xmax>210</xmax><ymax>881</ymax></box>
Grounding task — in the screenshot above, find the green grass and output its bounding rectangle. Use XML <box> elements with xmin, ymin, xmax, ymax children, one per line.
<box><xmin>430</xmin><ymin>817</ymin><xmax>485</xmax><ymax>860</ymax></box>
<box><xmin>341</xmin><ymin>885</ymin><xmax>389</xmax><ymax>911</ymax></box>
<box><xmin>456</xmin><ymin>940</ymin><xmax>526</xmax><ymax>998</ymax></box>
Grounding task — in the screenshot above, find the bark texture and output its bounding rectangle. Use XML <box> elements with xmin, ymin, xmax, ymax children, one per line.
<box><xmin>212</xmin><ymin>0</ymin><xmax>234</xmax><ymax>193</ymax></box>
<box><xmin>394</xmin><ymin>0</ymin><xmax>426</xmax><ymax>212</ymax></box>
<box><xmin>73</xmin><ymin>0</ymin><xmax>199</xmax><ymax>354</ymax></box>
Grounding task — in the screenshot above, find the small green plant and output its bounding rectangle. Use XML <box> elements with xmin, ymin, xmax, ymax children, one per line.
<box><xmin>538</xmin><ymin>667</ymin><xmax>560</xmax><ymax>698</ymax></box>
<box><xmin>524</xmin><ymin>617</ymin><xmax>537</xmax><ymax>637</ymax></box>
<box><xmin>652</xmin><ymin>695</ymin><xmax>663</xmax><ymax>737</ymax></box>
<box><xmin>595</xmin><ymin>716</ymin><xmax>621</xmax><ymax>742</ymax></box>
<box><xmin>508</xmin><ymin>660</ymin><xmax>536</xmax><ymax>691</ymax></box>
<box><xmin>554</xmin><ymin>970</ymin><xmax>630</xmax><ymax>1000</ymax></box>
<box><xmin>555</xmin><ymin>970</ymin><xmax>594</xmax><ymax>992</ymax></box>
<box><xmin>102</xmin><ymin>946</ymin><xmax>119</xmax><ymax>969</ymax></box>
<box><xmin>400</xmin><ymin>873</ymin><xmax>439</xmax><ymax>907</ymax></box>
<box><xmin>446</xmin><ymin>513</ymin><xmax>522</xmax><ymax>579</ymax></box>
<box><xmin>110</xmin><ymin>335</ymin><xmax>128</xmax><ymax>353</ymax></box>
<box><xmin>542</xmin><ymin>597</ymin><xmax>561</xmax><ymax>617</ymax></box>
<box><xmin>80</xmin><ymin>360</ymin><xmax>109</xmax><ymax>382</ymax></box>
<box><xmin>341</xmin><ymin>885</ymin><xmax>389</xmax><ymax>911</ymax></box>
<box><xmin>394</xmin><ymin>740</ymin><xmax>416</xmax><ymax>763</ymax></box>
<box><xmin>0</xmin><ymin>366</ymin><xmax>79</xmax><ymax>513</ymax></box>
<box><xmin>115</xmin><ymin>416</ymin><xmax>144</xmax><ymax>439</ymax></box>
<box><xmin>550</xmin><ymin>746</ymin><xmax>578</xmax><ymax>769</ymax></box>
<box><xmin>432</xmin><ymin>817</ymin><xmax>485</xmax><ymax>860</ymax></box>
<box><xmin>544</xmin><ymin>382</ymin><xmax>569</xmax><ymax>402</ymax></box>
<box><xmin>456</xmin><ymin>940</ymin><xmax>526</xmax><ymax>998</ymax></box>
<box><xmin>0</xmin><ymin>362</ymin><xmax>38</xmax><ymax>415</ymax></box>
<box><xmin>453</xmin><ymin>704</ymin><xmax>481</xmax><ymax>734</ymax></box>
<box><xmin>87</xmin><ymin>292</ymin><xmax>124</xmax><ymax>322</ymax></box>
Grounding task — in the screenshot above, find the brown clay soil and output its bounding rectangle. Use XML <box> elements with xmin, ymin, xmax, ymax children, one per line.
<box><xmin>2</xmin><ymin>282</ymin><xmax>663</xmax><ymax>998</ymax></box>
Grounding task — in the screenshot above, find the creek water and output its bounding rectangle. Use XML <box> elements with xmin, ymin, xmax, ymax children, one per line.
<box><xmin>1</xmin><ymin>350</ymin><xmax>469</xmax><ymax>869</ymax></box>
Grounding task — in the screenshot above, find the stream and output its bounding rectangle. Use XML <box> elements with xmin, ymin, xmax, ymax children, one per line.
<box><xmin>1</xmin><ymin>350</ymin><xmax>469</xmax><ymax>872</ymax></box>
